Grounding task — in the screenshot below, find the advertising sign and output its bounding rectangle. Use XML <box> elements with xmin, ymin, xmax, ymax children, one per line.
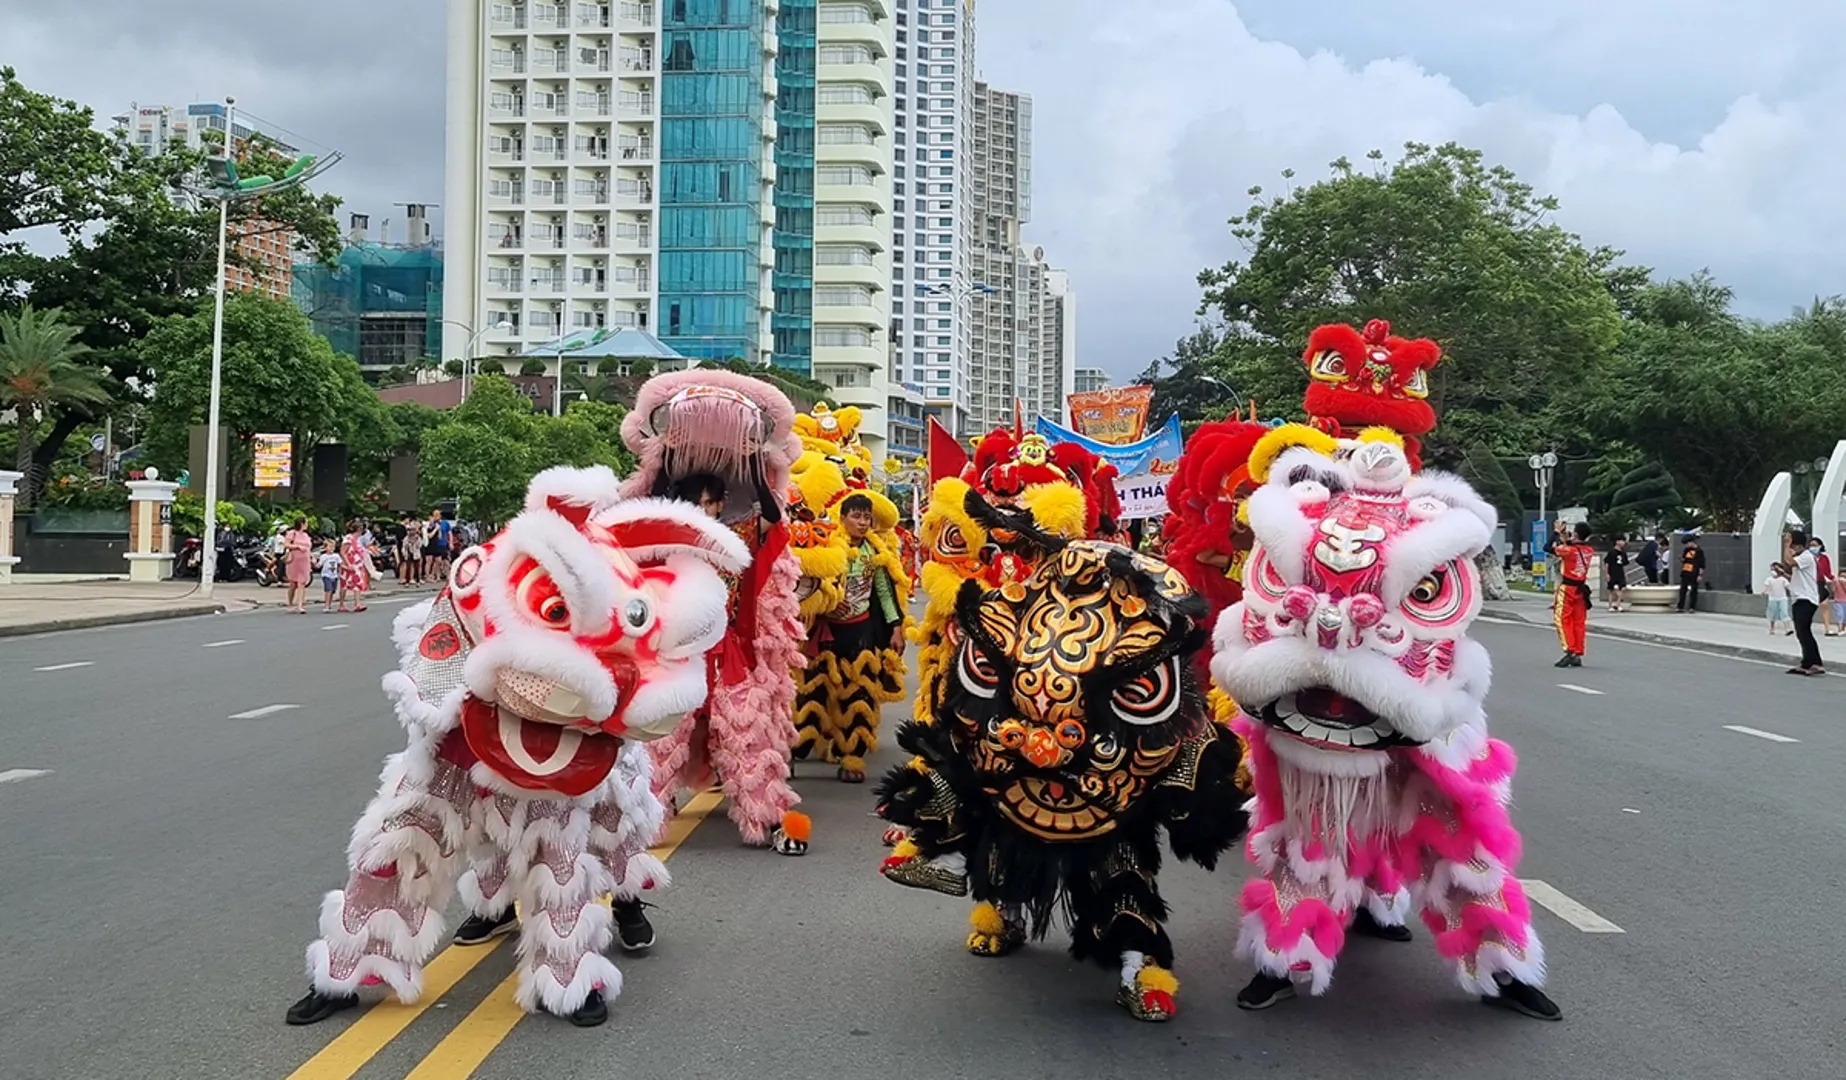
<box><xmin>1529</xmin><ymin>519</ymin><xmax>1550</xmax><ymax>590</ymax></box>
<box><xmin>253</xmin><ymin>433</ymin><xmax>293</xmax><ymax>489</ymax></box>
<box><xmin>1066</xmin><ymin>385</ymin><xmax>1154</xmax><ymax>445</ymax></box>
<box><xmin>1036</xmin><ymin>414</ymin><xmax>1183</xmax><ymax>521</ymax></box>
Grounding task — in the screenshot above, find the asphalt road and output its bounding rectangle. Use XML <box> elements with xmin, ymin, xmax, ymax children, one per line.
<box><xmin>1</xmin><ymin>606</ymin><xmax>1841</xmax><ymax>1080</ymax></box>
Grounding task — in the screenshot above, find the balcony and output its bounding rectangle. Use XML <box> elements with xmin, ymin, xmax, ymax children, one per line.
<box><xmin>616</xmin><ymin>91</ymin><xmax>656</xmax><ymax>115</ymax></box>
<box><xmin>573</xmin><ymin>229</ymin><xmax>609</xmax><ymax>250</ymax></box>
<box><xmin>489</xmin><ymin>101</ymin><xmax>528</xmax><ymax>119</ymax></box>
<box><xmin>490</xmin><ymin>56</ymin><xmax>528</xmax><ymax>75</ymax></box>
<box><xmin>575</xmin><ymin>96</ymin><xmax>613</xmax><ymax>118</ymax></box>
<box><xmin>817</xmin><ymin>19</ymin><xmax>892</xmax><ymax>54</ymax></box>
<box><xmin>618</xmin><ymin>51</ymin><xmax>655</xmax><ymax>74</ymax></box>
<box><xmin>532</xmin><ymin>5</ymin><xmax>569</xmax><ymax>30</ymax></box>
<box><xmin>486</xmin><ymin>189</ymin><xmax>526</xmax><ymax>206</ymax></box>
<box><xmin>813</xmin><ymin>219</ymin><xmax>885</xmax><ymax>251</ymax></box>
<box><xmin>574</xmin><ymin>4</ymin><xmax>611</xmax><ymax>29</ymax></box>
<box><xmin>528</xmin><ymin>277</ymin><xmax>569</xmax><ymax>294</ymax></box>
<box><xmin>613</xmin><ymin>179</ymin><xmax>654</xmax><ymax>205</ymax></box>
<box><xmin>527</xmin><ymin>188</ymin><xmax>570</xmax><ymax>207</ymax></box>
<box><xmin>487</xmin><ymin>276</ymin><xmax>524</xmax><ymax>294</ymax></box>
<box><xmin>572</xmin><ymin>186</ymin><xmax>611</xmax><ymax>206</ymax></box>
<box><xmin>613</xmin><ymin>222</ymin><xmax>652</xmax><ymax>247</ymax></box>
<box><xmin>816</xmin><ymin>100</ymin><xmax>887</xmax><ymax>134</ymax></box>
<box><xmin>615</xmin><ymin>140</ymin><xmax>653</xmax><ymax>162</ymax></box>
<box><xmin>487</xmin><ymin>146</ymin><xmax>526</xmax><ymax>164</ymax></box>
<box><xmin>817</xmin><ymin>140</ymin><xmax>886</xmax><ymax>173</ymax></box>
<box><xmin>609</xmin><ymin>268</ymin><xmax>651</xmax><ymax>294</ymax></box>
<box><xmin>491</xmin><ymin>7</ymin><xmax>529</xmax><ymax>29</ymax></box>
<box><xmin>814</xmin><ymin>259</ymin><xmax>883</xmax><ymax>292</ymax></box>
<box><xmin>616</xmin><ymin>2</ymin><xmax>655</xmax><ymax>29</ymax></box>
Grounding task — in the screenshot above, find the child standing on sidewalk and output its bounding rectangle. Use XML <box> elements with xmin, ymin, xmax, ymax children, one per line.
<box><xmin>317</xmin><ymin>540</ymin><xmax>342</xmax><ymax>613</ymax></box>
<box><xmin>1763</xmin><ymin>563</ymin><xmax>1792</xmax><ymax>636</ymax></box>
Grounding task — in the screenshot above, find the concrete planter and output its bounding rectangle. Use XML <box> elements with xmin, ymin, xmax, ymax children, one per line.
<box><xmin>1625</xmin><ymin>584</ymin><xmax>1678</xmax><ymax>612</ymax></box>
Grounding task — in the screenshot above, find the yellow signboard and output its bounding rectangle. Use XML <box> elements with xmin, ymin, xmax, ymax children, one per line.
<box><xmin>253</xmin><ymin>433</ymin><xmax>292</xmax><ymax>488</ymax></box>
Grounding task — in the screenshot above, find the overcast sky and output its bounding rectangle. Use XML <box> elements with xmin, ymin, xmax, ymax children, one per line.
<box><xmin>4</xmin><ymin>0</ymin><xmax>1840</xmax><ymax>379</ymax></box>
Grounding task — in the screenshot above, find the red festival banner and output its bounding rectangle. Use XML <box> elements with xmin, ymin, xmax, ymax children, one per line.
<box><xmin>1066</xmin><ymin>385</ymin><xmax>1154</xmax><ymax>446</ymax></box>
<box><xmin>926</xmin><ymin>415</ymin><xmax>969</xmax><ymax>484</ymax></box>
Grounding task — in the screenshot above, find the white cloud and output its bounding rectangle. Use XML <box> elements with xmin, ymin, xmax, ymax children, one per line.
<box><xmin>976</xmin><ymin>0</ymin><xmax>1846</xmax><ymax>378</ymax></box>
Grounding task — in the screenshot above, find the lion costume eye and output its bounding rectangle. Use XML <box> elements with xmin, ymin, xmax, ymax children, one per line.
<box><xmin>937</xmin><ymin>523</ymin><xmax>969</xmax><ymax>557</ymax></box>
<box><xmin>1309</xmin><ymin>349</ymin><xmax>1349</xmax><ymax>383</ymax></box>
<box><xmin>1110</xmin><ymin>659</ymin><xmax>1182</xmax><ymax>726</ymax></box>
<box><xmin>957</xmin><ymin>639</ymin><xmax>1000</xmax><ymax>698</ymax></box>
<box><xmin>1403</xmin><ymin>367</ymin><xmax>1430</xmax><ymax>399</ymax></box>
<box><xmin>538</xmin><ymin>596</ymin><xmax>570</xmax><ymax>626</ymax></box>
<box><xmin>1401</xmin><ymin>564</ymin><xmax>1469</xmax><ymax>626</ymax></box>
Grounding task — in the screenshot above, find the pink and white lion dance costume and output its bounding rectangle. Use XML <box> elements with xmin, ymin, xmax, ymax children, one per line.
<box><xmin>620</xmin><ymin>370</ymin><xmax>809</xmax><ymax>852</ymax></box>
<box><xmin>1211</xmin><ymin>425</ymin><xmax>1561</xmax><ymax>1021</ymax></box>
<box><xmin>285</xmin><ymin>466</ymin><xmax>748</xmax><ymax>1028</ymax></box>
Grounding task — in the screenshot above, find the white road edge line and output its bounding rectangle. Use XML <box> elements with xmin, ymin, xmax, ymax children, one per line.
<box><xmin>379</xmin><ymin>596</ymin><xmax>426</xmax><ymax>606</ymax></box>
<box><xmin>229</xmin><ymin>704</ymin><xmax>300</xmax><ymax>720</ymax></box>
<box><xmin>0</xmin><ymin>769</ymin><xmax>52</xmax><ymax>785</ymax></box>
<box><xmin>202</xmin><ymin>639</ymin><xmax>245</xmax><ymax>648</ymax></box>
<box><xmin>1478</xmin><ymin>614</ymin><xmax>1839</xmax><ymax>676</ymax></box>
<box><xmin>1722</xmin><ymin>724</ymin><xmax>1799</xmax><ymax>744</ymax></box>
<box><xmin>33</xmin><ymin>661</ymin><xmax>94</xmax><ymax>672</ymax></box>
<box><xmin>1520</xmin><ymin>879</ymin><xmax>1625</xmax><ymax>933</ymax></box>
<box><xmin>1557</xmin><ymin>683</ymin><xmax>1604</xmax><ymax>695</ymax></box>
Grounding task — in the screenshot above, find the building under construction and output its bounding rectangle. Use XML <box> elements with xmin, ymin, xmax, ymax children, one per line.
<box><xmin>292</xmin><ymin>208</ymin><xmax>443</xmax><ymax>382</ymax></box>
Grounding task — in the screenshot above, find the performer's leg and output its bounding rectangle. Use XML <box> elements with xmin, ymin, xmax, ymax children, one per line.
<box><xmin>792</xmin><ymin>637</ymin><xmax>834</xmax><ymax>764</ymax></box>
<box><xmin>964</xmin><ymin>898</ymin><xmax>1025</xmax><ymax>957</ymax></box>
<box><xmin>828</xmin><ymin>627</ymin><xmax>883</xmax><ymax>782</ymax></box>
<box><xmin>1566</xmin><ymin>590</ymin><xmax>1588</xmax><ymax>658</ymax></box>
<box><xmin>289</xmin><ymin>744</ymin><xmax>475</xmax><ymax>1024</ymax></box>
<box><xmin>1234</xmin><ymin>859</ymin><xmax>1355</xmax><ymax>1008</ymax></box>
<box><xmin>1350</xmin><ymin>852</ymin><xmax>1415</xmax><ymax>943</ymax></box>
<box><xmin>590</xmin><ymin>745</ymin><xmax>673</xmax><ymax>954</ymax></box>
<box><xmin>509</xmin><ymin>803</ymin><xmax>624</xmax><ymax>1026</ymax></box>
<box><xmin>1067</xmin><ymin>841</ymin><xmax>1181</xmax><ymax>1022</ymax></box>
<box><xmin>707</xmin><ymin>681</ymin><xmax>802</xmax><ymax>850</ymax></box>
<box><xmin>453</xmin><ymin>846</ymin><xmax>517</xmax><ymax>945</ymax></box>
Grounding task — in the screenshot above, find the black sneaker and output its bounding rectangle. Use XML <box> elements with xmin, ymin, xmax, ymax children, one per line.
<box><xmin>568</xmin><ymin>989</ymin><xmax>608</xmax><ymax>1027</ymax></box>
<box><xmin>1235</xmin><ymin>971</ymin><xmax>1297</xmax><ymax>1010</ymax></box>
<box><xmin>1351</xmin><ymin>907</ymin><xmax>1413</xmax><ymax>942</ymax></box>
<box><xmin>612</xmin><ymin>899</ymin><xmax>656</xmax><ymax>952</ymax></box>
<box><xmin>453</xmin><ymin>908</ymin><xmax>517</xmax><ymax>945</ymax></box>
<box><xmin>284</xmin><ymin>987</ymin><xmax>360</xmax><ymax>1025</ymax></box>
<box><xmin>1483</xmin><ymin>976</ymin><xmax>1562</xmax><ymax>1021</ymax></box>
<box><xmin>1553</xmin><ymin>654</ymin><xmax>1573</xmax><ymax>668</ymax></box>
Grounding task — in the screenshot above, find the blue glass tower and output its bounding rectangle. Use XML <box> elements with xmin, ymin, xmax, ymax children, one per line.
<box><xmin>657</xmin><ymin>0</ymin><xmax>768</xmax><ymax>362</ymax></box>
<box><xmin>769</xmin><ymin>0</ymin><xmax>815</xmax><ymax>375</ymax></box>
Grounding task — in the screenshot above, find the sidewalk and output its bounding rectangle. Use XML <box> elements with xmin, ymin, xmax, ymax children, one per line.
<box><xmin>1481</xmin><ymin>592</ymin><xmax>1846</xmax><ymax>668</ymax></box>
<box><xmin>0</xmin><ymin>576</ymin><xmax>439</xmax><ymax>637</ymax></box>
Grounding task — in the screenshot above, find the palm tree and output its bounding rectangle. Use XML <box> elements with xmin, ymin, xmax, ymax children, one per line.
<box><xmin>0</xmin><ymin>306</ymin><xmax>112</xmax><ymax>499</ymax></box>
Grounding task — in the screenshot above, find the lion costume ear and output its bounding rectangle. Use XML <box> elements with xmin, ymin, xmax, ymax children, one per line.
<box><xmin>524</xmin><ymin>465</ymin><xmax>625</xmax><ymax>518</ymax></box>
<box><xmin>1246</xmin><ymin>424</ymin><xmax>1339</xmax><ymax>484</ymax></box>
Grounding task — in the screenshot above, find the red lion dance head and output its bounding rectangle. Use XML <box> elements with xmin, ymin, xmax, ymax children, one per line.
<box><xmin>1301</xmin><ymin>319</ymin><xmax>1441</xmax><ymax>468</ymax></box>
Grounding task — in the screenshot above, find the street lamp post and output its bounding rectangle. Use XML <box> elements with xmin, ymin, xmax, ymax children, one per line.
<box><xmin>1528</xmin><ymin>451</ymin><xmax>1558</xmax><ymax>588</ymax></box>
<box><xmin>919</xmin><ymin>278</ymin><xmax>994</xmax><ymax>433</ymax></box>
<box><xmin>446</xmin><ymin>318</ymin><xmax>511</xmax><ymax>401</ymax></box>
<box><xmin>191</xmin><ymin>97</ymin><xmax>342</xmax><ymax>598</ymax></box>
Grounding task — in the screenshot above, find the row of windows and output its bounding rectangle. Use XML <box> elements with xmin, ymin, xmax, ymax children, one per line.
<box><xmin>657</xmin><ymin>205</ymin><xmax>762</xmax><ymax>246</ymax></box>
<box><xmin>660</xmin><ymin>119</ymin><xmax>764</xmax><ymax>158</ymax></box>
<box><xmin>659</xmin><ymin>161</ymin><xmax>759</xmax><ymax>201</ymax></box>
<box><xmin>657</xmin><ymin>251</ymin><xmax>760</xmax><ymax>291</ymax></box>
<box><xmin>817</xmin><ymin>164</ymin><xmax>874</xmax><ymax>186</ymax></box>
<box><xmin>660</xmin><ymin>74</ymin><xmax>767</xmax><ymax>113</ymax></box>
<box><xmin>662</xmin><ymin>30</ymin><xmax>763</xmax><ymax>72</ymax></box>
<box><xmin>815</xmin><ymin>285</ymin><xmax>873</xmax><ymax>307</ymax></box>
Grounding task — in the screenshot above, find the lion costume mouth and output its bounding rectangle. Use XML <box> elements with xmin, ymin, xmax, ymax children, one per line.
<box><xmin>460</xmin><ymin>696</ymin><xmax>624</xmax><ymax>797</ymax></box>
<box><xmin>1255</xmin><ymin>688</ymin><xmax>1419</xmax><ymax>751</ymax></box>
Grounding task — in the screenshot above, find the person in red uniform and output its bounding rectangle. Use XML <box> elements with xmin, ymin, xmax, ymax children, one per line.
<box><xmin>1552</xmin><ymin>521</ymin><xmax>1594</xmax><ymax>668</ymax></box>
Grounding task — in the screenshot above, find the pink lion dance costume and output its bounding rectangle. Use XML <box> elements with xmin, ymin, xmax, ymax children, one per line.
<box><xmin>285</xmin><ymin>466</ymin><xmax>748</xmax><ymax>1028</ymax></box>
<box><xmin>1211</xmin><ymin>425</ymin><xmax>1561</xmax><ymax>1021</ymax></box>
<box><xmin>619</xmin><ymin>371</ymin><xmax>810</xmax><ymax>854</ymax></box>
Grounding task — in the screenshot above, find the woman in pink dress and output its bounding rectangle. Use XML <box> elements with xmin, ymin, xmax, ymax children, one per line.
<box><xmin>336</xmin><ymin>521</ymin><xmax>371</xmax><ymax>613</ymax></box>
<box><xmin>282</xmin><ymin>517</ymin><xmax>314</xmax><ymax>613</ymax></box>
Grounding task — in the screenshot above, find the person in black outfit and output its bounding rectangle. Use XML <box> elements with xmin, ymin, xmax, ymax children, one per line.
<box><xmin>1786</xmin><ymin>530</ymin><xmax>1826</xmax><ymax>675</ymax></box>
<box><xmin>1605</xmin><ymin>537</ymin><xmax>1632</xmax><ymax>612</ymax></box>
<box><xmin>1674</xmin><ymin>539</ymin><xmax>1706</xmax><ymax>612</ymax></box>
<box><xmin>1639</xmin><ymin>535</ymin><xmax>1662</xmax><ymax>584</ymax></box>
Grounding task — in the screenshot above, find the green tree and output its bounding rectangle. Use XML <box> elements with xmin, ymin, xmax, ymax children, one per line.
<box><xmin>1608</xmin><ymin>460</ymin><xmax>1682</xmax><ymax>518</ymax></box>
<box><xmin>520</xmin><ymin>358</ymin><xmax>549</xmax><ymax>376</ymax></box>
<box><xmin>139</xmin><ymin>292</ymin><xmax>370</xmax><ymax>489</ymax></box>
<box><xmin>0</xmin><ymin>306</ymin><xmax>112</xmax><ymax>495</ymax></box>
<box><xmin>1</xmin><ymin>68</ymin><xmax>342</xmax><ymax>491</ymax></box>
<box><xmin>1456</xmin><ymin>444</ymin><xmax>1523</xmax><ymax>528</ymax></box>
<box><xmin>1196</xmin><ymin>142</ymin><xmax>1624</xmax><ymax>458</ymax></box>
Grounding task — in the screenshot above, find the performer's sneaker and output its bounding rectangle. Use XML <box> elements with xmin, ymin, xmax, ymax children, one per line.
<box><xmin>1351</xmin><ymin>907</ymin><xmax>1414</xmax><ymax>942</ymax></box>
<box><xmin>453</xmin><ymin>909</ymin><xmax>517</xmax><ymax>945</ymax></box>
<box><xmin>1235</xmin><ymin>971</ymin><xmax>1297</xmax><ymax>1011</ymax></box>
<box><xmin>612</xmin><ymin>899</ymin><xmax>656</xmax><ymax>952</ymax></box>
<box><xmin>880</xmin><ymin>856</ymin><xmax>969</xmax><ymax>897</ymax></box>
<box><xmin>568</xmin><ymin>989</ymin><xmax>608</xmax><ymax>1027</ymax></box>
<box><xmin>284</xmin><ymin>988</ymin><xmax>360</xmax><ymax>1025</ymax></box>
<box><xmin>1483</xmin><ymin>977</ymin><xmax>1562</xmax><ymax>1021</ymax></box>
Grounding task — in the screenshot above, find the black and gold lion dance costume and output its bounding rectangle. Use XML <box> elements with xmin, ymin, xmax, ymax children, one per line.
<box><xmin>874</xmin><ymin>540</ymin><xmax>1249</xmax><ymax>1021</ymax></box>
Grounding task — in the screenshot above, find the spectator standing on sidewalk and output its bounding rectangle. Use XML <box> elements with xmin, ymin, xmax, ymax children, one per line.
<box><xmin>1831</xmin><ymin>568</ymin><xmax>1846</xmax><ymax>639</ymax></box>
<box><xmin>1785</xmin><ymin>530</ymin><xmax>1825</xmax><ymax>675</ymax></box>
<box><xmin>1810</xmin><ymin>538</ymin><xmax>1836</xmax><ymax>636</ymax></box>
<box><xmin>1763</xmin><ymin>563</ymin><xmax>1792</xmax><ymax>636</ymax></box>
<box><xmin>1675</xmin><ymin>538</ymin><xmax>1706</xmax><ymax>612</ymax></box>
<box><xmin>282</xmin><ymin>516</ymin><xmax>314</xmax><ymax>614</ymax></box>
<box><xmin>1605</xmin><ymin>536</ymin><xmax>1632</xmax><ymax>612</ymax></box>
<box><xmin>1639</xmin><ymin>534</ymin><xmax>1663</xmax><ymax>583</ymax></box>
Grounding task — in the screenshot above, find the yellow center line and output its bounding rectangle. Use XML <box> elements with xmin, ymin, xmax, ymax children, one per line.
<box><xmin>401</xmin><ymin>789</ymin><xmax>725</xmax><ymax>1080</ymax></box>
<box><xmin>284</xmin><ymin>788</ymin><xmax>724</xmax><ymax>1080</ymax></box>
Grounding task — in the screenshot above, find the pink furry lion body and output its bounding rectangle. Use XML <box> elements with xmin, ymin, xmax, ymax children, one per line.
<box><xmin>621</xmin><ymin>368</ymin><xmax>806</xmax><ymax>844</ymax></box>
<box><xmin>1211</xmin><ymin>428</ymin><xmax>1548</xmax><ymax>1004</ymax></box>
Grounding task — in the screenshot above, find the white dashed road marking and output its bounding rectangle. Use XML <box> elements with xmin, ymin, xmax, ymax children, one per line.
<box><xmin>1557</xmin><ymin>683</ymin><xmax>1604</xmax><ymax>695</ymax></box>
<box><xmin>320</xmin><ymin>624</ymin><xmax>349</xmax><ymax>631</ymax></box>
<box><xmin>1521</xmin><ymin>879</ymin><xmax>1625</xmax><ymax>933</ymax></box>
<box><xmin>202</xmin><ymin>639</ymin><xmax>244</xmax><ymax>648</ymax></box>
<box><xmin>0</xmin><ymin>769</ymin><xmax>52</xmax><ymax>785</ymax></box>
<box><xmin>1723</xmin><ymin>724</ymin><xmax>1799</xmax><ymax>744</ymax></box>
<box><xmin>229</xmin><ymin>704</ymin><xmax>300</xmax><ymax>720</ymax></box>
<box><xmin>34</xmin><ymin>662</ymin><xmax>93</xmax><ymax>672</ymax></box>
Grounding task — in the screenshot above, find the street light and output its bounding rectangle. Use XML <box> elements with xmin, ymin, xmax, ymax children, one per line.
<box><xmin>445</xmin><ymin>318</ymin><xmax>512</xmax><ymax>400</ymax></box>
<box><xmin>189</xmin><ymin>96</ymin><xmax>342</xmax><ymax>598</ymax></box>
<box><xmin>1528</xmin><ymin>451</ymin><xmax>1559</xmax><ymax>587</ymax></box>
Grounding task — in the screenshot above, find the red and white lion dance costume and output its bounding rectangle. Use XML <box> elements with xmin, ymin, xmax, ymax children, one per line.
<box><xmin>286</xmin><ymin>467</ymin><xmax>747</xmax><ymax>1028</ymax></box>
<box><xmin>1211</xmin><ymin>425</ymin><xmax>1560</xmax><ymax>1021</ymax></box>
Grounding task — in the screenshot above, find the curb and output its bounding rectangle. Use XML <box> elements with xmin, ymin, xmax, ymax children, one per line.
<box><xmin>0</xmin><ymin>603</ymin><xmax>227</xmax><ymax>638</ymax></box>
<box><xmin>1479</xmin><ymin>605</ymin><xmax>1808</xmax><ymax>666</ymax></box>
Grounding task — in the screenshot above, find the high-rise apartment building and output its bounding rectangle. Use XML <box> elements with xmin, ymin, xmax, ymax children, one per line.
<box><xmin>888</xmin><ymin>0</ymin><xmax>974</xmax><ymax>446</ymax></box>
<box><xmin>1073</xmin><ymin>366</ymin><xmax>1108</xmax><ymax>393</ymax></box>
<box><xmin>967</xmin><ymin>78</ymin><xmax>1033</xmax><ymax>430</ymax></box>
<box><xmin>444</xmin><ymin>1</ymin><xmax>668</xmax><ymax>371</ymax></box>
<box><xmin>444</xmin><ymin>0</ymin><xmax>898</xmax><ymax>453</ymax></box>
<box><xmin>112</xmin><ymin>102</ymin><xmax>303</xmax><ymax>300</ymax></box>
<box><xmin>1024</xmin><ymin>258</ymin><xmax>1075</xmax><ymax>424</ymax></box>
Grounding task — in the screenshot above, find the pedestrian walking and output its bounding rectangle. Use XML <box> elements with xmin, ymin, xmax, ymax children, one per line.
<box><xmin>1786</xmin><ymin>530</ymin><xmax>1825</xmax><ymax>675</ymax></box>
<box><xmin>1605</xmin><ymin>536</ymin><xmax>1631</xmax><ymax>612</ymax></box>
<box><xmin>1552</xmin><ymin>521</ymin><xmax>1594</xmax><ymax>667</ymax></box>
<box><xmin>1810</xmin><ymin>539</ymin><xmax>1837</xmax><ymax>636</ymax></box>
<box><xmin>337</xmin><ymin>520</ymin><xmax>372</xmax><ymax>613</ymax></box>
<box><xmin>1674</xmin><ymin>538</ymin><xmax>1706</xmax><ymax>612</ymax></box>
<box><xmin>1763</xmin><ymin>563</ymin><xmax>1792</xmax><ymax>636</ymax></box>
<box><xmin>282</xmin><ymin>516</ymin><xmax>314</xmax><ymax>614</ymax></box>
<box><xmin>424</xmin><ymin>508</ymin><xmax>452</xmax><ymax>582</ymax></box>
